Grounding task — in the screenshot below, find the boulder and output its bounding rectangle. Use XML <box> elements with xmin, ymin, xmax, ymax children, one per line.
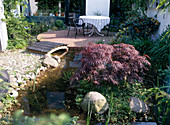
<box><xmin>130</xmin><ymin>97</ymin><xmax>149</xmax><ymax>113</ymax></box>
<box><xmin>81</xmin><ymin>91</ymin><xmax>109</xmax><ymax>114</ymax></box>
<box><xmin>43</xmin><ymin>54</ymin><xmax>59</xmax><ymax>68</ymax></box>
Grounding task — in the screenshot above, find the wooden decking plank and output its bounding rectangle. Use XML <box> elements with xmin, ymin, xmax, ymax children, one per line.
<box><xmin>27</xmin><ymin>46</ymin><xmax>51</xmax><ymax>53</ymax></box>
<box><xmin>28</xmin><ymin>44</ymin><xmax>56</xmax><ymax>50</ymax></box>
<box><xmin>27</xmin><ymin>41</ymin><xmax>68</xmax><ymax>54</ymax></box>
<box><xmin>40</xmin><ymin>41</ymin><xmax>67</xmax><ymax>46</ymax></box>
<box><xmin>32</xmin><ymin>42</ymin><xmax>67</xmax><ymax>48</ymax></box>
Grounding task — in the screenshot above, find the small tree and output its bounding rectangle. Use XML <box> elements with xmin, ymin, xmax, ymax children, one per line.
<box><xmin>71</xmin><ymin>43</ymin><xmax>151</xmax><ymax>86</ymax></box>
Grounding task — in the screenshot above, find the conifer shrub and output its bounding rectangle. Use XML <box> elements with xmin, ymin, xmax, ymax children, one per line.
<box><xmin>70</xmin><ymin>43</ymin><xmax>151</xmax><ymax>86</ymax></box>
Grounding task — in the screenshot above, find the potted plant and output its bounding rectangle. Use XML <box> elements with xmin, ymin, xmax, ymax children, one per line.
<box><xmin>53</xmin><ymin>7</ymin><xmax>59</xmax><ymax>16</ymax></box>
<box><xmin>61</xmin><ymin>8</ymin><xmax>65</xmax><ymax>16</ymax></box>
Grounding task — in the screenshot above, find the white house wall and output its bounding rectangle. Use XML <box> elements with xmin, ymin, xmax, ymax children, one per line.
<box><xmin>0</xmin><ymin>0</ymin><xmax>8</xmax><ymax>51</ymax></box>
<box><xmin>147</xmin><ymin>8</ymin><xmax>170</xmax><ymax>35</ymax></box>
<box><xmin>86</xmin><ymin>0</ymin><xmax>110</xmax><ymax>16</ymax></box>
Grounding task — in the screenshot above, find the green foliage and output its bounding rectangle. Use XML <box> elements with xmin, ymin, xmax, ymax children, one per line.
<box><xmin>119</xmin><ymin>0</ymin><xmax>148</xmax><ymax>16</ymax></box>
<box><xmin>118</xmin><ymin>16</ymin><xmax>160</xmax><ymax>39</ymax></box>
<box><xmin>30</xmin><ymin>22</ymin><xmax>51</xmax><ymax>36</ymax></box>
<box><xmin>0</xmin><ymin>81</ymin><xmax>18</xmax><ymax>124</ymax></box>
<box><xmin>142</xmin><ymin>86</ymin><xmax>170</xmax><ymax>125</ymax></box>
<box><xmin>11</xmin><ymin>110</ymin><xmax>71</xmax><ymax>125</ymax></box>
<box><xmin>3</xmin><ymin>0</ymin><xmax>34</xmax><ymax>49</ymax></box>
<box><xmin>150</xmin><ymin>0</ymin><xmax>170</xmax><ymax>12</ymax></box>
<box><xmin>75</xmin><ymin>80</ymin><xmax>144</xmax><ymax>124</ymax></box>
<box><xmin>62</xmin><ymin>70</ymin><xmax>74</xmax><ymax>83</ymax></box>
<box><xmin>148</xmin><ymin>25</ymin><xmax>170</xmax><ymax>71</ymax></box>
<box><xmin>55</xmin><ymin>20</ymin><xmax>64</xmax><ymax>30</ymax></box>
<box><xmin>37</xmin><ymin>0</ymin><xmax>63</xmax><ymax>11</ymax></box>
<box><xmin>30</xmin><ymin>19</ymin><xmax>65</xmax><ymax>36</ymax></box>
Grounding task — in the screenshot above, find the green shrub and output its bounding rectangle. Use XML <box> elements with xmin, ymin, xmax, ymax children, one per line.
<box><xmin>119</xmin><ymin>16</ymin><xmax>160</xmax><ymax>39</ymax></box>
<box><xmin>3</xmin><ymin>0</ymin><xmax>34</xmax><ymax>49</ymax></box>
<box><xmin>55</xmin><ymin>20</ymin><xmax>64</xmax><ymax>30</ymax></box>
<box><xmin>30</xmin><ymin>22</ymin><xmax>51</xmax><ymax>36</ymax></box>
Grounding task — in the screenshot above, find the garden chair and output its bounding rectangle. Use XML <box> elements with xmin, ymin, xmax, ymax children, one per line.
<box><xmin>67</xmin><ymin>17</ymin><xmax>85</xmax><ymax>38</ymax></box>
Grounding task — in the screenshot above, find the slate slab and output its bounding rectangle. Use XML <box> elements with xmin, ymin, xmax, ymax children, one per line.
<box><xmin>69</xmin><ymin>61</ymin><xmax>81</xmax><ymax>68</ymax></box>
<box><xmin>0</xmin><ymin>69</ymin><xmax>9</xmax><ymax>95</ymax></box>
<box><xmin>131</xmin><ymin>122</ymin><xmax>157</xmax><ymax>125</ymax></box>
<box><xmin>46</xmin><ymin>92</ymin><xmax>65</xmax><ymax>109</ymax></box>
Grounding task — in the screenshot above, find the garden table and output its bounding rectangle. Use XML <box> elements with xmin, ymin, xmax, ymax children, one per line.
<box><xmin>79</xmin><ymin>15</ymin><xmax>110</xmax><ymax>36</ymax></box>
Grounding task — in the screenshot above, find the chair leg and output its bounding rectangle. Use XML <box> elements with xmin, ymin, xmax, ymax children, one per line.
<box><xmin>83</xmin><ymin>26</ymin><xmax>85</xmax><ymax>36</ymax></box>
<box><xmin>75</xmin><ymin>28</ymin><xmax>77</xmax><ymax>38</ymax></box>
<box><xmin>107</xmin><ymin>29</ymin><xmax>109</xmax><ymax>36</ymax></box>
<box><xmin>67</xmin><ymin>27</ymin><xmax>70</xmax><ymax>37</ymax></box>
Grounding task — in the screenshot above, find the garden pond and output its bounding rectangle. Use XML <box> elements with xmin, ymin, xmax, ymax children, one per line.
<box><xmin>15</xmin><ymin>50</ymin><xmax>156</xmax><ymax>124</ymax></box>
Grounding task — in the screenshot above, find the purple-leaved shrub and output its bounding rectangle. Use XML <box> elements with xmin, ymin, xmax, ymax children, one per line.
<box><xmin>71</xmin><ymin>43</ymin><xmax>151</xmax><ymax>86</ymax></box>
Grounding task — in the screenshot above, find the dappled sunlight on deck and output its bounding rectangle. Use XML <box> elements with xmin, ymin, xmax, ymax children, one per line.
<box><xmin>37</xmin><ymin>30</ymin><xmax>115</xmax><ymax>47</ymax></box>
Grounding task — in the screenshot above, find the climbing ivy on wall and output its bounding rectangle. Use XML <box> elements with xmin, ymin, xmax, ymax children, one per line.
<box><xmin>2</xmin><ymin>0</ymin><xmax>33</xmax><ymax>49</ymax></box>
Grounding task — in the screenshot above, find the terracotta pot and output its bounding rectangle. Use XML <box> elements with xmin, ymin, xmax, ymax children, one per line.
<box><xmin>61</xmin><ymin>13</ymin><xmax>64</xmax><ymax>16</ymax></box>
<box><xmin>34</xmin><ymin>13</ymin><xmax>38</xmax><ymax>16</ymax></box>
<box><xmin>55</xmin><ymin>13</ymin><xmax>59</xmax><ymax>16</ymax></box>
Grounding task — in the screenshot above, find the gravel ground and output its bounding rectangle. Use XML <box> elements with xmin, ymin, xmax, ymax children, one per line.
<box><xmin>0</xmin><ymin>49</ymin><xmax>45</xmax><ymax>91</ymax></box>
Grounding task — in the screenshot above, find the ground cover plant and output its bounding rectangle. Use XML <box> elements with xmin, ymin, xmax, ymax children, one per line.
<box><xmin>75</xmin><ymin>80</ymin><xmax>146</xmax><ymax>124</ymax></box>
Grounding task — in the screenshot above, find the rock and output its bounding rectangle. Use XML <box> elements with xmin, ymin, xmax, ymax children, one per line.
<box><xmin>53</xmin><ymin>55</ymin><xmax>61</xmax><ymax>63</ymax></box>
<box><xmin>81</xmin><ymin>91</ymin><xmax>109</xmax><ymax>114</ymax></box>
<box><xmin>16</xmin><ymin>73</ymin><xmax>22</xmax><ymax>81</ymax></box>
<box><xmin>130</xmin><ymin>97</ymin><xmax>149</xmax><ymax>113</ymax></box>
<box><xmin>8</xmin><ymin>88</ymin><xmax>18</xmax><ymax>98</ymax></box>
<box><xmin>43</xmin><ymin>55</ymin><xmax>59</xmax><ymax>68</ymax></box>
<box><xmin>9</xmin><ymin>75</ymin><xmax>18</xmax><ymax>88</ymax></box>
<box><xmin>10</xmin><ymin>75</ymin><xmax>17</xmax><ymax>83</ymax></box>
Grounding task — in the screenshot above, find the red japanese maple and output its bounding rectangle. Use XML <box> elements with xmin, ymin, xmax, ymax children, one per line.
<box><xmin>71</xmin><ymin>43</ymin><xmax>151</xmax><ymax>86</ymax></box>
